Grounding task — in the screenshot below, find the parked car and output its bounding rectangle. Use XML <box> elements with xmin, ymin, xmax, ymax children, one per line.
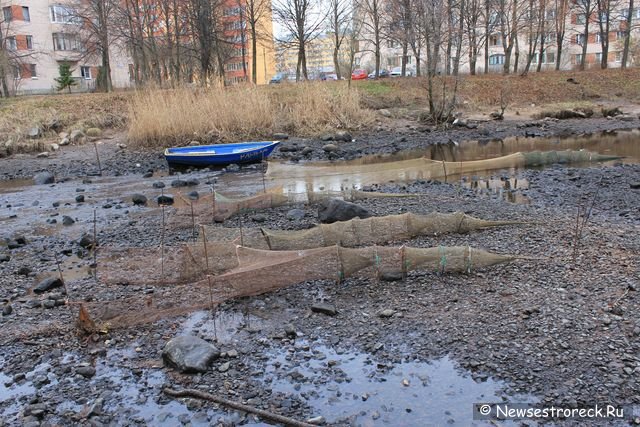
<box><xmin>269</xmin><ymin>73</ymin><xmax>285</xmax><ymax>84</ymax></box>
<box><xmin>368</xmin><ymin>69</ymin><xmax>389</xmax><ymax>79</ymax></box>
<box><xmin>390</xmin><ymin>67</ymin><xmax>413</xmax><ymax>77</ymax></box>
<box><xmin>351</xmin><ymin>69</ymin><xmax>368</xmax><ymax>80</ymax></box>
<box><xmin>321</xmin><ymin>73</ymin><xmax>339</xmax><ymax>81</ymax></box>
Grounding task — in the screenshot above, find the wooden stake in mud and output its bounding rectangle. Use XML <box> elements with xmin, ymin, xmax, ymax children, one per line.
<box><xmin>400</xmin><ymin>245</ymin><xmax>407</xmax><ymax>281</ymax></box>
<box><xmin>210</xmin><ymin>185</ymin><xmax>216</xmax><ymax>223</ymax></box>
<box><xmin>53</xmin><ymin>252</ymin><xmax>71</xmax><ymax>307</ymax></box>
<box><xmin>441</xmin><ymin>160</ymin><xmax>448</xmax><ymax>183</ymax></box>
<box><xmin>92</xmin><ymin>209</ymin><xmax>97</xmax><ymax>279</ymax></box>
<box><xmin>161</xmin><ymin>192</ymin><xmax>166</xmax><ymax>285</ymax></box>
<box><xmin>190</xmin><ymin>201</ymin><xmax>196</xmax><ymax>243</ymax></box>
<box><xmin>93</xmin><ymin>141</ymin><xmax>102</xmax><ymax>176</ymax></box>
<box><xmin>239</xmin><ymin>217</ymin><xmax>244</xmax><ymax>246</ymax></box>
<box><xmin>261</xmin><ymin>152</ymin><xmax>267</xmax><ymax>194</ymax></box>
<box><xmin>200</xmin><ymin>225</ymin><xmax>217</xmax><ymax>340</ymax></box>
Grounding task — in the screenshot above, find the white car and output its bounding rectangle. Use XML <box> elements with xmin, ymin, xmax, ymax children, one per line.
<box><xmin>390</xmin><ymin>66</ymin><xmax>413</xmax><ymax>77</ymax></box>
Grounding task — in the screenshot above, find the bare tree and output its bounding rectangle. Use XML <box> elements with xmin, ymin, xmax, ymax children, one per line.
<box><xmin>574</xmin><ymin>0</ymin><xmax>598</xmax><ymax>70</ymax></box>
<box><xmin>384</xmin><ymin>0</ymin><xmax>415</xmax><ymax>76</ymax></box>
<box><xmin>328</xmin><ymin>0</ymin><xmax>351</xmax><ymax>79</ymax></box>
<box><xmin>463</xmin><ymin>0</ymin><xmax>485</xmax><ymax>75</ymax></box>
<box><xmin>496</xmin><ymin>0</ymin><xmax>525</xmax><ymax>73</ymax></box>
<box><xmin>273</xmin><ymin>0</ymin><xmax>325</xmax><ymax>80</ymax></box>
<box><xmin>552</xmin><ymin>0</ymin><xmax>569</xmax><ymax>69</ymax></box>
<box><xmin>346</xmin><ymin>11</ymin><xmax>364</xmax><ymax>86</ymax></box>
<box><xmin>357</xmin><ymin>0</ymin><xmax>384</xmax><ymax>76</ymax></box>
<box><xmin>521</xmin><ymin>0</ymin><xmax>541</xmax><ymax>74</ymax></box>
<box><xmin>596</xmin><ymin>0</ymin><xmax>619</xmax><ymax>68</ymax></box>
<box><xmin>1</xmin><ymin>9</ymin><xmax>43</xmax><ymax>96</ymax></box>
<box><xmin>621</xmin><ymin>0</ymin><xmax>634</xmax><ymax>67</ymax></box>
<box><xmin>245</xmin><ymin>0</ymin><xmax>271</xmax><ymax>83</ymax></box>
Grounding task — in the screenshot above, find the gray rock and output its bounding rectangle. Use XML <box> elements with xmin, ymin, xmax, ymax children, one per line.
<box><xmin>162</xmin><ymin>335</ymin><xmax>220</xmax><ymax>373</ymax></box>
<box><xmin>132</xmin><ymin>194</ymin><xmax>148</xmax><ymax>205</ymax></box>
<box><xmin>301</xmin><ymin>147</ymin><xmax>313</xmax><ymax>156</ymax></box>
<box><xmin>311</xmin><ymin>302</ymin><xmax>337</xmax><ymax>316</ymax></box>
<box><xmin>62</xmin><ymin>216</ymin><xmax>75</xmax><ymax>226</ymax></box>
<box><xmin>157</xmin><ymin>195</ymin><xmax>174</xmax><ymax>205</ymax></box>
<box><xmin>273</xmin><ymin>133</ymin><xmax>289</xmax><ymax>140</ymax></box>
<box><xmin>630</xmin><ymin>183</ymin><xmax>640</xmax><ymax>189</ymax></box>
<box><xmin>171</xmin><ymin>179</ymin><xmax>188</xmax><ymax>188</ymax></box>
<box><xmin>218</xmin><ymin>362</ymin><xmax>230</xmax><ymax>372</ymax></box>
<box><xmin>284</xmin><ymin>324</ymin><xmax>296</xmax><ymax>338</ymax></box>
<box><xmin>42</xmin><ymin>300</ymin><xmax>55</xmax><ymax>309</ymax></box>
<box><xmin>318</xmin><ymin>198</ymin><xmax>371</xmax><ymax>224</ymax></box>
<box><xmin>33</xmin><ymin>277</ymin><xmax>63</xmax><ymax>294</ymax></box>
<box><xmin>189</xmin><ymin>140</ymin><xmax>201</xmax><ymax>146</ymax></box>
<box><xmin>379</xmin><ymin>109</ymin><xmax>392</xmax><ymax>118</ymax></box>
<box><xmin>2</xmin><ymin>304</ymin><xmax>12</xmax><ymax>316</ymax></box>
<box><xmin>320</xmin><ymin>134</ymin><xmax>334</xmax><ymax>141</ymax></box>
<box><xmin>322</xmin><ymin>144</ymin><xmax>338</xmax><ymax>153</ymax></box>
<box><xmin>152</xmin><ymin>181</ymin><xmax>165</xmax><ymax>189</ymax></box>
<box><xmin>36</xmin><ymin>152</ymin><xmax>49</xmax><ymax>158</ymax></box>
<box><xmin>0</xmin><ymin>254</ymin><xmax>9</xmax><ymax>263</ymax></box>
<box><xmin>286</xmin><ymin>209</ymin><xmax>305</xmax><ymax>221</ymax></box>
<box><xmin>28</xmin><ymin>127</ymin><xmax>42</xmax><ymax>139</ymax></box>
<box><xmin>70</xmin><ymin>130</ymin><xmax>84</xmax><ymax>143</ymax></box>
<box><xmin>59</xmin><ymin>137</ymin><xmax>70</xmax><ymax>146</ymax></box>
<box><xmin>381</xmin><ymin>271</ymin><xmax>404</xmax><ymax>282</ymax></box>
<box><xmin>187</xmin><ymin>191</ymin><xmax>199</xmax><ymax>200</ymax></box>
<box><xmin>335</xmin><ymin>131</ymin><xmax>352</xmax><ymax>142</ymax></box>
<box><xmin>226</xmin><ymin>164</ymin><xmax>240</xmax><ymax>172</ymax></box>
<box><xmin>307</xmin><ymin>416</ymin><xmax>326</xmax><ymax>425</ymax></box>
<box><xmin>79</xmin><ymin>234</ymin><xmax>95</xmax><ymax>249</ymax></box>
<box><xmin>86</xmin><ymin>128</ymin><xmax>101</xmax><ymax>137</ymax></box>
<box><xmin>75</xmin><ymin>195</ymin><xmax>85</xmax><ymax>203</ymax></box>
<box><xmin>251</xmin><ymin>214</ymin><xmax>267</xmax><ymax>223</ymax></box>
<box><xmin>33</xmin><ymin>172</ymin><xmax>55</xmax><ymax>185</ymax></box>
<box><xmin>378</xmin><ymin>309</ymin><xmax>396</xmax><ymax>318</ymax></box>
<box><xmin>76</xmin><ymin>366</ymin><xmax>96</xmax><ymax>378</ymax></box>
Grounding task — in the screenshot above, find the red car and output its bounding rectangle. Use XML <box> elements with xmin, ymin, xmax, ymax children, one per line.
<box><xmin>351</xmin><ymin>69</ymin><xmax>368</xmax><ymax>80</ymax></box>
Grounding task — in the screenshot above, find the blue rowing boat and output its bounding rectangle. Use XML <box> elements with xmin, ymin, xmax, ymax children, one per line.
<box><xmin>164</xmin><ymin>141</ymin><xmax>281</xmax><ymax>167</ymax></box>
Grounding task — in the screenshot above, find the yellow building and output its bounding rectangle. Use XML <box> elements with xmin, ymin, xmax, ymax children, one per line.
<box><xmin>276</xmin><ymin>33</ymin><xmax>345</xmax><ymax>77</ymax></box>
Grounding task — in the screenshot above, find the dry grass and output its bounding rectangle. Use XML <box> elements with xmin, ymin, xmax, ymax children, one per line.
<box><xmin>0</xmin><ymin>92</ymin><xmax>128</xmax><ymax>154</ymax></box>
<box><xmin>128</xmin><ymin>82</ymin><xmax>375</xmax><ymax>147</ymax></box>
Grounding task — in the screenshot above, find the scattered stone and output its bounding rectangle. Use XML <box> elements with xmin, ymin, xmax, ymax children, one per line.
<box><xmin>2</xmin><ymin>304</ymin><xmax>12</xmax><ymax>316</ymax></box>
<box><xmin>630</xmin><ymin>183</ymin><xmax>640</xmax><ymax>189</ymax></box>
<box><xmin>322</xmin><ymin>144</ymin><xmax>338</xmax><ymax>153</ymax></box>
<box><xmin>335</xmin><ymin>131</ymin><xmax>352</xmax><ymax>142</ymax></box>
<box><xmin>42</xmin><ymin>300</ymin><xmax>56</xmax><ymax>309</ymax></box>
<box><xmin>320</xmin><ymin>134</ymin><xmax>334</xmax><ymax>141</ymax></box>
<box><xmin>318</xmin><ymin>198</ymin><xmax>371</xmax><ymax>224</ymax></box>
<box><xmin>0</xmin><ymin>255</ymin><xmax>9</xmax><ymax>263</ymax></box>
<box><xmin>153</xmin><ymin>181</ymin><xmax>165</xmax><ymax>189</ymax></box>
<box><xmin>307</xmin><ymin>416</ymin><xmax>326</xmax><ymax>425</ymax></box>
<box><xmin>284</xmin><ymin>324</ymin><xmax>296</xmax><ymax>338</ymax></box>
<box><xmin>59</xmin><ymin>137</ymin><xmax>70</xmax><ymax>146</ymax></box>
<box><xmin>33</xmin><ymin>172</ymin><xmax>55</xmax><ymax>185</ymax></box>
<box><xmin>226</xmin><ymin>164</ymin><xmax>240</xmax><ymax>172</ymax></box>
<box><xmin>187</xmin><ymin>191</ymin><xmax>199</xmax><ymax>200</ymax></box>
<box><xmin>301</xmin><ymin>147</ymin><xmax>313</xmax><ymax>156</ymax></box>
<box><xmin>33</xmin><ymin>277</ymin><xmax>64</xmax><ymax>294</ymax></box>
<box><xmin>36</xmin><ymin>152</ymin><xmax>50</xmax><ymax>158</ymax></box>
<box><xmin>132</xmin><ymin>194</ymin><xmax>148</xmax><ymax>205</ymax></box>
<box><xmin>75</xmin><ymin>195</ymin><xmax>85</xmax><ymax>203</ymax></box>
<box><xmin>62</xmin><ymin>216</ymin><xmax>75</xmax><ymax>226</ymax></box>
<box><xmin>86</xmin><ymin>128</ymin><xmax>102</xmax><ymax>137</ymax></box>
<box><xmin>186</xmin><ymin>178</ymin><xmax>199</xmax><ymax>186</ymax></box>
<box><xmin>162</xmin><ymin>335</ymin><xmax>220</xmax><ymax>373</ymax></box>
<box><xmin>378</xmin><ymin>309</ymin><xmax>396</xmax><ymax>318</ymax></box>
<box><xmin>70</xmin><ymin>130</ymin><xmax>84</xmax><ymax>143</ymax></box>
<box><xmin>286</xmin><ymin>209</ymin><xmax>305</xmax><ymax>221</ymax></box>
<box><xmin>274</xmin><ymin>133</ymin><xmax>289</xmax><ymax>140</ymax></box>
<box><xmin>381</xmin><ymin>271</ymin><xmax>403</xmax><ymax>282</ymax></box>
<box><xmin>311</xmin><ymin>302</ymin><xmax>337</xmax><ymax>316</ymax></box>
<box><xmin>251</xmin><ymin>214</ymin><xmax>267</xmax><ymax>223</ymax></box>
<box><xmin>50</xmin><ymin>143</ymin><xmax>59</xmax><ymax>151</ymax></box>
<box><xmin>227</xmin><ymin>349</ymin><xmax>238</xmax><ymax>358</ymax></box>
<box><xmin>28</xmin><ymin>127</ymin><xmax>42</xmax><ymax>139</ymax></box>
<box><xmin>171</xmin><ymin>179</ymin><xmax>188</xmax><ymax>188</ymax></box>
<box><xmin>75</xmin><ymin>366</ymin><xmax>96</xmax><ymax>378</ymax></box>
<box><xmin>157</xmin><ymin>195</ymin><xmax>174</xmax><ymax>205</ymax></box>
<box><xmin>189</xmin><ymin>140</ymin><xmax>201</xmax><ymax>146</ymax></box>
<box><xmin>18</xmin><ymin>266</ymin><xmax>31</xmax><ymax>275</ymax></box>
<box><xmin>78</xmin><ymin>234</ymin><xmax>95</xmax><ymax>249</ymax></box>
<box><xmin>218</xmin><ymin>362</ymin><xmax>230</xmax><ymax>373</ymax></box>
<box><xmin>379</xmin><ymin>109</ymin><xmax>392</xmax><ymax>118</ymax></box>
<box><xmin>142</xmin><ymin>171</ymin><xmax>153</xmax><ymax>178</ymax></box>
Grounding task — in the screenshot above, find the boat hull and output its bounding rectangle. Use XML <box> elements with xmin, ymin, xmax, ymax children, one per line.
<box><xmin>164</xmin><ymin>141</ymin><xmax>280</xmax><ymax>167</ymax></box>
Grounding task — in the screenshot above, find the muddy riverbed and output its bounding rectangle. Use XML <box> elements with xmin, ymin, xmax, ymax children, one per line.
<box><xmin>1</xmin><ymin>118</ymin><xmax>640</xmax><ymax>426</ymax></box>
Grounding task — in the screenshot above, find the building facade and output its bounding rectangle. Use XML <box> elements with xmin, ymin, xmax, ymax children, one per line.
<box><xmin>0</xmin><ymin>0</ymin><xmax>132</xmax><ymax>95</ymax></box>
<box><xmin>275</xmin><ymin>33</ymin><xmax>349</xmax><ymax>78</ymax></box>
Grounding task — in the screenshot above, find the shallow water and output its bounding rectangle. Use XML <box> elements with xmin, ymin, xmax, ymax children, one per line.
<box><xmin>262</xmin><ymin>340</ymin><xmax>537</xmax><ymax>426</ymax></box>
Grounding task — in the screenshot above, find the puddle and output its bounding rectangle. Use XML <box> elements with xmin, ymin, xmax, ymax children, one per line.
<box><xmin>0</xmin><ymin>370</ymin><xmax>37</xmax><ymax>418</ymax></box>
<box><xmin>267</xmin><ymin>130</ymin><xmax>640</xmax><ymax>204</ymax></box>
<box><xmin>263</xmin><ymin>341</ymin><xmax>537</xmax><ymax>426</ymax></box>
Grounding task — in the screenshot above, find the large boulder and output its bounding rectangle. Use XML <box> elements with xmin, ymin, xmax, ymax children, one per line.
<box><xmin>318</xmin><ymin>198</ymin><xmax>371</xmax><ymax>224</ymax></box>
<box><xmin>162</xmin><ymin>335</ymin><xmax>220</xmax><ymax>373</ymax></box>
<box><xmin>33</xmin><ymin>172</ymin><xmax>55</xmax><ymax>185</ymax></box>
<box><xmin>33</xmin><ymin>276</ymin><xmax>63</xmax><ymax>294</ymax></box>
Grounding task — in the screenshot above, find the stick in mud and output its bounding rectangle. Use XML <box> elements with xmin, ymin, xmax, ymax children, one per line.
<box><xmin>93</xmin><ymin>142</ymin><xmax>102</xmax><ymax>176</ymax></box>
<box><xmin>190</xmin><ymin>201</ymin><xmax>196</xmax><ymax>243</ymax></box>
<box><xmin>163</xmin><ymin>388</ymin><xmax>315</xmax><ymax>427</ymax></box>
<box><xmin>53</xmin><ymin>252</ymin><xmax>70</xmax><ymax>307</ymax></box>
<box><xmin>261</xmin><ymin>152</ymin><xmax>266</xmax><ymax>193</ymax></box>
<box><xmin>161</xmin><ymin>192</ymin><xmax>166</xmax><ymax>285</ymax></box>
<box><xmin>92</xmin><ymin>209</ymin><xmax>97</xmax><ymax>279</ymax></box>
<box><xmin>199</xmin><ymin>225</ymin><xmax>217</xmax><ymax>340</ymax></box>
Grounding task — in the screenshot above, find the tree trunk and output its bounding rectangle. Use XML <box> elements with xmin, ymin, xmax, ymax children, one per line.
<box><xmin>622</xmin><ymin>0</ymin><xmax>634</xmax><ymax>68</ymax></box>
<box><xmin>580</xmin><ymin>16</ymin><xmax>589</xmax><ymax>70</ymax></box>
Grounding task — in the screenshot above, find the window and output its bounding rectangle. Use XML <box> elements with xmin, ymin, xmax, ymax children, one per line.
<box><xmin>225</xmin><ymin>61</ymin><xmax>248</xmax><ymax>71</ymax></box>
<box><xmin>615</xmin><ymin>51</ymin><xmax>622</xmax><ymax>62</ymax></box>
<box><xmin>13</xmin><ymin>65</ymin><xmax>20</xmax><ymax>79</ymax></box>
<box><xmin>545</xmin><ymin>9</ymin><xmax>556</xmax><ymax>19</ymax></box>
<box><xmin>387</xmin><ymin>40</ymin><xmax>398</xmax><ymax>48</ymax></box>
<box><xmin>598</xmin><ymin>11</ymin><xmax>607</xmax><ymax>22</ymax></box>
<box><xmin>29</xmin><ymin>64</ymin><xmax>37</xmax><ymax>78</ymax></box>
<box><xmin>620</xmin><ymin>9</ymin><xmax>628</xmax><ymax>20</ymax></box>
<box><xmin>80</xmin><ymin>66</ymin><xmax>91</xmax><ymax>79</ymax></box>
<box><xmin>575</xmin><ymin>34</ymin><xmax>586</xmax><ymax>45</ymax></box>
<box><xmin>489</xmin><ymin>54</ymin><xmax>505</xmax><ymax>65</ymax></box>
<box><xmin>6</xmin><ymin>36</ymin><xmax>17</xmax><ymax>50</ymax></box>
<box><xmin>224</xmin><ymin>21</ymin><xmax>245</xmax><ymax>31</ymax></box>
<box><xmin>577</xmin><ymin>13</ymin><xmax>586</xmax><ymax>24</ymax></box>
<box><xmin>575</xmin><ymin>53</ymin><xmax>583</xmax><ymax>64</ymax></box>
<box><xmin>489</xmin><ymin>34</ymin><xmax>502</xmax><ymax>46</ymax></box>
<box><xmin>26</xmin><ymin>35</ymin><xmax>32</xmax><ymax>49</ymax></box>
<box><xmin>52</xmin><ymin>33</ymin><xmax>80</xmax><ymax>51</ymax></box>
<box><xmin>3</xmin><ymin>6</ymin><xmax>11</xmax><ymax>21</ymax></box>
<box><xmin>595</xmin><ymin>32</ymin><xmax>604</xmax><ymax>43</ymax></box>
<box><xmin>50</xmin><ymin>5</ymin><xmax>80</xmax><ymax>24</ymax></box>
<box><xmin>532</xmin><ymin>51</ymin><xmax>555</xmax><ymax>64</ymax></box>
<box><xmin>595</xmin><ymin>52</ymin><xmax>602</xmax><ymax>62</ymax></box>
<box><xmin>223</xmin><ymin>6</ymin><xmax>243</xmax><ymax>16</ymax></box>
<box><xmin>616</xmin><ymin>30</ymin><xmax>626</xmax><ymax>40</ymax></box>
<box><xmin>22</xmin><ymin>6</ymin><xmax>29</xmax><ymax>21</ymax></box>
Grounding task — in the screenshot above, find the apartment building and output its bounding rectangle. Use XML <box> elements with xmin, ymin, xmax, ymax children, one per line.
<box><xmin>222</xmin><ymin>0</ymin><xmax>276</xmax><ymax>85</ymax></box>
<box><xmin>0</xmin><ymin>0</ymin><xmax>132</xmax><ymax>94</ymax></box>
<box><xmin>356</xmin><ymin>2</ymin><xmax>639</xmax><ymax>75</ymax></box>
<box><xmin>275</xmin><ymin>33</ymin><xmax>349</xmax><ymax>77</ymax></box>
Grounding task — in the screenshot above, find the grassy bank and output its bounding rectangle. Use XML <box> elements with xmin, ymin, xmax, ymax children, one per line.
<box><xmin>1</xmin><ymin>68</ymin><xmax>639</xmax><ymax>152</ymax></box>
